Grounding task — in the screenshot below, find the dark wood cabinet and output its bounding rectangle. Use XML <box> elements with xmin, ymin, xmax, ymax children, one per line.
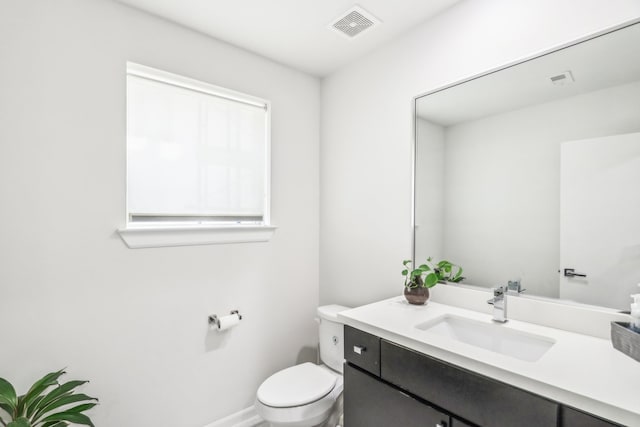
<box><xmin>344</xmin><ymin>325</ymin><xmax>381</xmax><ymax>376</ymax></box>
<box><xmin>343</xmin><ymin>326</ymin><xmax>623</xmax><ymax>427</ymax></box>
<box><xmin>344</xmin><ymin>363</ymin><xmax>450</xmax><ymax>427</ymax></box>
<box><xmin>381</xmin><ymin>340</ymin><xmax>559</xmax><ymax>427</ymax></box>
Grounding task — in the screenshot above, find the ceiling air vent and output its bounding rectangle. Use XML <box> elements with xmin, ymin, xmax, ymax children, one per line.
<box><xmin>550</xmin><ymin>71</ymin><xmax>575</xmax><ymax>86</ymax></box>
<box><xmin>329</xmin><ymin>6</ymin><xmax>380</xmax><ymax>39</ymax></box>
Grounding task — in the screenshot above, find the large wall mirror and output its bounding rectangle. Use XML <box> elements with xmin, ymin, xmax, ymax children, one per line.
<box><xmin>413</xmin><ymin>20</ymin><xmax>640</xmax><ymax>311</ymax></box>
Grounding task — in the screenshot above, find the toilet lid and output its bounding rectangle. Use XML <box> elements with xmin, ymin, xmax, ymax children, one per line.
<box><xmin>257</xmin><ymin>363</ymin><xmax>337</xmax><ymax>408</ymax></box>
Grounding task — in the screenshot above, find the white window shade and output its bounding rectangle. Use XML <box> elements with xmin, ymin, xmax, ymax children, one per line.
<box><xmin>126</xmin><ymin>65</ymin><xmax>269</xmax><ymax>227</ymax></box>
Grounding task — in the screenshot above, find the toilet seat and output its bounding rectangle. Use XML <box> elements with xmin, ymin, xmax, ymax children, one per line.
<box><xmin>257</xmin><ymin>362</ymin><xmax>337</xmax><ymax>407</ymax></box>
<box><xmin>255</xmin><ymin>364</ymin><xmax>343</xmax><ymax>427</ymax></box>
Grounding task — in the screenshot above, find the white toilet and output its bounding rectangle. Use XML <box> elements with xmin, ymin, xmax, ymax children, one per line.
<box><xmin>255</xmin><ymin>305</ymin><xmax>349</xmax><ymax>427</ymax></box>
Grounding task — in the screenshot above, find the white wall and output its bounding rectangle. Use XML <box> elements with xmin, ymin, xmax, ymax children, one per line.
<box><xmin>0</xmin><ymin>1</ymin><xmax>319</xmax><ymax>426</ymax></box>
<box><xmin>320</xmin><ymin>0</ymin><xmax>640</xmax><ymax>306</ymax></box>
<box><xmin>442</xmin><ymin>81</ymin><xmax>640</xmax><ymax>298</ymax></box>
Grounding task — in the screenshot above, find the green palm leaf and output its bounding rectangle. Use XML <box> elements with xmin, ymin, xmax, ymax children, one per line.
<box><xmin>31</xmin><ymin>381</ymin><xmax>90</xmax><ymax>421</ymax></box>
<box><xmin>39</xmin><ymin>411</ymin><xmax>94</xmax><ymax>427</ymax></box>
<box><xmin>63</xmin><ymin>403</ymin><xmax>97</xmax><ymax>414</ymax></box>
<box><xmin>17</xmin><ymin>370</ymin><xmax>65</xmax><ymax>415</ymax></box>
<box><xmin>0</xmin><ymin>370</ymin><xmax>96</xmax><ymax>427</ymax></box>
<box><xmin>6</xmin><ymin>417</ymin><xmax>30</xmax><ymax>427</ymax></box>
<box><xmin>24</xmin><ymin>395</ymin><xmax>46</xmax><ymax>419</ymax></box>
<box><xmin>37</xmin><ymin>381</ymin><xmax>86</xmax><ymax>409</ymax></box>
<box><xmin>0</xmin><ymin>378</ymin><xmax>18</xmax><ymax>413</ymax></box>
<box><xmin>32</xmin><ymin>395</ymin><xmax>97</xmax><ymax>425</ymax></box>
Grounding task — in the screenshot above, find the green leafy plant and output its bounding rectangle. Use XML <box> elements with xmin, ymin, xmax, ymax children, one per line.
<box><xmin>0</xmin><ymin>369</ymin><xmax>97</xmax><ymax>427</ymax></box>
<box><xmin>402</xmin><ymin>258</ymin><xmax>464</xmax><ymax>288</ymax></box>
<box><xmin>402</xmin><ymin>259</ymin><xmax>438</xmax><ymax>288</ymax></box>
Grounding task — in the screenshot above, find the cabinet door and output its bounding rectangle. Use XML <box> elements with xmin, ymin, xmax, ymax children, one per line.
<box><xmin>345</xmin><ymin>363</ymin><xmax>450</xmax><ymax>427</ymax></box>
<box><xmin>381</xmin><ymin>340</ymin><xmax>559</xmax><ymax>427</ymax></box>
<box><xmin>561</xmin><ymin>407</ymin><xmax>623</xmax><ymax>427</ymax></box>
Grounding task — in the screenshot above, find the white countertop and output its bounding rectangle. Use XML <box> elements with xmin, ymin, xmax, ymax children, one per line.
<box><xmin>339</xmin><ymin>296</ymin><xmax>640</xmax><ymax>426</ymax></box>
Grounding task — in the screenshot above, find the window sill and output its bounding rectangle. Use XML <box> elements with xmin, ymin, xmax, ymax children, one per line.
<box><xmin>117</xmin><ymin>225</ymin><xmax>277</xmax><ymax>249</ymax></box>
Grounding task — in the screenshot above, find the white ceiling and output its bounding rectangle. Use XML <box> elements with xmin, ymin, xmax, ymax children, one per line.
<box><xmin>417</xmin><ymin>22</ymin><xmax>640</xmax><ymax>126</ymax></box>
<box><xmin>114</xmin><ymin>0</ymin><xmax>460</xmax><ymax>76</ymax></box>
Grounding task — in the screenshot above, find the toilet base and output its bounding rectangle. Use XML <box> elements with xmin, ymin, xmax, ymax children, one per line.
<box><xmin>264</xmin><ymin>394</ymin><xmax>342</xmax><ymax>427</ymax></box>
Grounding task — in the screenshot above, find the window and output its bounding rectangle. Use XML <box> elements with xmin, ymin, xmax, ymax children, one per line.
<box><xmin>118</xmin><ymin>63</ymin><xmax>275</xmax><ymax>248</ymax></box>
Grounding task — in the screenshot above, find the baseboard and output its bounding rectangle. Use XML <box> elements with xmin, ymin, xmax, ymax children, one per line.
<box><xmin>203</xmin><ymin>406</ymin><xmax>266</xmax><ymax>427</ymax></box>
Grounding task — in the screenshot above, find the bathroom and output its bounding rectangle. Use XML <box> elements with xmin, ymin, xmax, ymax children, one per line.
<box><xmin>1</xmin><ymin>0</ymin><xmax>640</xmax><ymax>426</ymax></box>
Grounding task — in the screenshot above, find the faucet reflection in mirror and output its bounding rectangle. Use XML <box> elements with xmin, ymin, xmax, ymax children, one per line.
<box><xmin>413</xmin><ymin>20</ymin><xmax>640</xmax><ymax>311</ymax></box>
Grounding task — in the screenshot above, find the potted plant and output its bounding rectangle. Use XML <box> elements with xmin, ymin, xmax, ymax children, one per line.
<box><xmin>0</xmin><ymin>369</ymin><xmax>97</xmax><ymax>427</ymax></box>
<box><xmin>402</xmin><ymin>258</ymin><xmax>464</xmax><ymax>305</ymax></box>
<box><xmin>402</xmin><ymin>259</ymin><xmax>435</xmax><ymax>305</ymax></box>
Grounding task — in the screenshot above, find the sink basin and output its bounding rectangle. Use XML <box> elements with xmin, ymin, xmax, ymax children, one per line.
<box><xmin>416</xmin><ymin>314</ymin><xmax>555</xmax><ymax>362</ymax></box>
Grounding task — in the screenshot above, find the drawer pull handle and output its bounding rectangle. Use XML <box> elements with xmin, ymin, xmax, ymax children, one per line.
<box><xmin>353</xmin><ymin>345</ymin><xmax>366</xmax><ymax>355</ymax></box>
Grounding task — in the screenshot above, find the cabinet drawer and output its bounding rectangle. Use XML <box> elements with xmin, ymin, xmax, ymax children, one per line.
<box><xmin>561</xmin><ymin>407</ymin><xmax>622</xmax><ymax>427</ymax></box>
<box><xmin>344</xmin><ymin>326</ymin><xmax>380</xmax><ymax>376</ymax></box>
<box><xmin>344</xmin><ymin>363</ymin><xmax>450</xmax><ymax>427</ymax></box>
<box><xmin>381</xmin><ymin>340</ymin><xmax>559</xmax><ymax>427</ymax></box>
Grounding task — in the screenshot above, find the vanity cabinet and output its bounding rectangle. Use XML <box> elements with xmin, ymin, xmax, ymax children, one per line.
<box><xmin>381</xmin><ymin>339</ymin><xmax>558</xmax><ymax>427</ymax></box>
<box><xmin>344</xmin><ymin>364</ymin><xmax>449</xmax><ymax>427</ymax></box>
<box><xmin>343</xmin><ymin>326</ymin><xmax>623</xmax><ymax>427</ymax></box>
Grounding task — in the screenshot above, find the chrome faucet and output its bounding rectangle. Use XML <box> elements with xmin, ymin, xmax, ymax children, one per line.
<box><xmin>487</xmin><ymin>285</ymin><xmax>507</xmax><ymax>323</ymax></box>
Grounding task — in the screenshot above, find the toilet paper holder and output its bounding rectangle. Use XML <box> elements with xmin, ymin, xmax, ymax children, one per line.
<box><xmin>208</xmin><ymin>310</ymin><xmax>243</xmax><ymax>327</ymax></box>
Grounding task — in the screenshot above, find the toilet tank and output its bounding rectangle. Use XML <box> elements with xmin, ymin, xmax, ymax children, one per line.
<box><xmin>317</xmin><ymin>305</ymin><xmax>350</xmax><ymax>374</ymax></box>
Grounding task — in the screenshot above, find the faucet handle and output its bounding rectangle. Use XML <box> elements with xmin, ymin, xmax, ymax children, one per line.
<box><xmin>487</xmin><ymin>286</ymin><xmax>505</xmax><ymax>305</ymax></box>
<box><xmin>507</xmin><ymin>280</ymin><xmax>526</xmax><ymax>295</ymax></box>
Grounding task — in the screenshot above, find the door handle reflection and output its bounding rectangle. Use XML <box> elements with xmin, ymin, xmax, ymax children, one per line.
<box><xmin>564</xmin><ymin>268</ymin><xmax>587</xmax><ymax>278</ymax></box>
